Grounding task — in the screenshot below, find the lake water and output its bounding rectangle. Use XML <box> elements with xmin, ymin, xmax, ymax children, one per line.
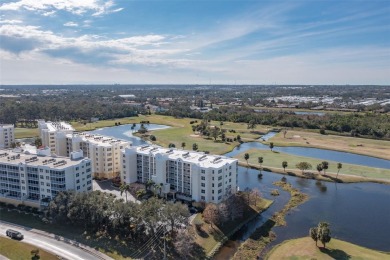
<box><xmin>93</xmin><ymin>124</ymin><xmax>390</xmax><ymax>254</ymax></box>
<box><xmin>89</xmin><ymin>123</ymin><xmax>170</xmax><ymax>146</ymax></box>
<box><xmin>295</xmin><ymin>111</ymin><xmax>325</xmax><ymax>116</ymax></box>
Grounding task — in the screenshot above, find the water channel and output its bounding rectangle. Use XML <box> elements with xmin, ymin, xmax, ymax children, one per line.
<box><xmin>91</xmin><ymin>124</ymin><xmax>390</xmax><ymax>255</ymax></box>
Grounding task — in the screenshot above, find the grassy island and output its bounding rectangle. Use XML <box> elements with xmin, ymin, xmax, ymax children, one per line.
<box><xmin>266</xmin><ymin>237</ymin><xmax>390</xmax><ymax>260</ymax></box>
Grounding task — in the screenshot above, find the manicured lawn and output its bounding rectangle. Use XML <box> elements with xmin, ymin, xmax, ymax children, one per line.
<box><xmin>14</xmin><ymin>127</ymin><xmax>39</xmax><ymax>139</ymax></box>
<box><xmin>0</xmin><ymin>236</ymin><xmax>58</xmax><ymax>260</ymax></box>
<box><xmin>235</xmin><ymin>149</ymin><xmax>390</xmax><ymax>181</ymax></box>
<box><xmin>270</xmin><ymin>130</ymin><xmax>390</xmax><ymax>160</ymax></box>
<box><xmin>266</xmin><ymin>237</ymin><xmax>390</xmax><ymax>260</ymax></box>
<box><xmin>0</xmin><ymin>209</ymin><xmax>135</xmax><ymax>260</ymax></box>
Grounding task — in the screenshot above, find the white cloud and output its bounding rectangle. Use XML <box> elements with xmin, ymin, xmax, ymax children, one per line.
<box><xmin>63</xmin><ymin>21</ymin><xmax>78</xmax><ymax>27</ymax></box>
<box><xmin>0</xmin><ymin>19</ymin><xmax>22</xmax><ymax>24</ymax></box>
<box><xmin>0</xmin><ymin>0</ymin><xmax>122</xmax><ymax>16</ymax></box>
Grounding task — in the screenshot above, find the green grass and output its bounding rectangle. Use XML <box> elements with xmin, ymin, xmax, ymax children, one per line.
<box><xmin>0</xmin><ymin>209</ymin><xmax>135</xmax><ymax>259</ymax></box>
<box><xmin>14</xmin><ymin>128</ymin><xmax>39</xmax><ymax>139</ymax></box>
<box><xmin>0</xmin><ymin>236</ymin><xmax>58</xmax><ymax>260</ymax></box>
<box><xmin>235</xmin><ymin>149</ymin><xmax>390</xmax><ymax>181</ymax></box>
<box><xmin>266</xmin><ymin>237</ymin><xmax>390</xmax><ymax>260</ymax></box>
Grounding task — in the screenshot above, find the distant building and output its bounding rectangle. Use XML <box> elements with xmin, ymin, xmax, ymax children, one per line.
<box><xmin>0</xmin><ymin>149</ymin><xmax>92</xmax><ymax>208</ymax></box>
<box><xmin>121</xmin><ymin>146</ymin><xmax>238</xmax><ymax>203</ymax></box>
<box><xmin>38</xmin><ymin>120</ymin><xmax>75</xmax><ymax>153</ymax></box>
<box><xmin>0</xmin><ymin>124</ymin><xmax>15</xmax><ymax>149</ymax></box>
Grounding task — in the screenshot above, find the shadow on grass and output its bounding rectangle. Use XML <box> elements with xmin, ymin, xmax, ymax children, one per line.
<box><xmin>319</xmin><ymin>247</ymin><xmax>351</xmax><ymax>259</ymax></box>
<box><xmin>323</xmin><ymin>174</ymin><xmax>344</xmax><ymax>183</ymax></box>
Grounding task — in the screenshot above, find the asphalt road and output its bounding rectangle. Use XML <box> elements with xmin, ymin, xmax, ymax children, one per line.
<box><xmin>0</xmin><ymin>221</ymin><xmax>113</xmax><ymax>260</ymax></box>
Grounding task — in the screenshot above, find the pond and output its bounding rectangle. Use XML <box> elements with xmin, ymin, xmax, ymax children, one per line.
<box><xmin>89</xmin><ymin>123</ymin><xmax>170</xmax><ymax>146</ymax></box>
<box><xmin>215</xmin><ymin>167</ymin><xmax>390</xmax><ymax>259</ymax></box>
<box><xmin>225</xmin><ymin>141</ymin><xmax>390</xmax><ymax>169</ymax></box>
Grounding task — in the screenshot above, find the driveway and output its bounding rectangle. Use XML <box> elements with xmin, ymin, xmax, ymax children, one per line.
<box><xmin>93</xmin><ymin>180</ymin><xmax>139</xmax><ymax>203</ymax></box>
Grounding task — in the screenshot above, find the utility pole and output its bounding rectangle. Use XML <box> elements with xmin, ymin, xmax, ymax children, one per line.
<box><xmin>163</xmin><ymin>230</ymin><xmax>167</xmax><ymax>260</ymax></box>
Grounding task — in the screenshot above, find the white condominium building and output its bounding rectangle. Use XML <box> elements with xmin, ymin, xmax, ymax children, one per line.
<box><xmin>0</xmin><ymin>124</ymin><xmax>15</xmax><ymax>149</ymax></box>
<box><xmin>56</xmin><ymin>132</ymin><xmax>131</xmax><ymax>179</ymax></box>
<box><xmin>38</xmin><ymin>120</ymin><xmax>75</xmax><ymax>152</ymax></box>
<box><xmin>122</xmin><ymin>146</ymin><xmax>238</xmax><ymax>203</ymax></box>
<box><xmin>0</xmin><ymin>149</ymin><xmax>92</xmax><ymax>208</ymax></box>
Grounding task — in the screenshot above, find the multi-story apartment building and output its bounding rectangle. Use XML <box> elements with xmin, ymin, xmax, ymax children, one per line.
<box><xmin>56</xmin><ymin>132</ymin><xmax>130</xmax><ymax>179</ymax></box>
<box><xmin>38</xmin><ymin>120</ymin><xmax>130</xmax><ymax>179</ymax></box>
<box><xmin>0</xmin><ymin>149</ymin><xmax>92</xmax><ymax>208</ymax></box>
<box><xmin>122</xmin><ymin>146</ymin><xmax>238</xmax><ymax>203</ymax></box>
<box><xmin>0</xmin><ymin>124</ymin><xmax>15</xmax><ymax>149</ymax></box>
<box><xmin>38</xmin><ymin>120</ymin><xmax>75</xmax><ymax>153</ymax></box>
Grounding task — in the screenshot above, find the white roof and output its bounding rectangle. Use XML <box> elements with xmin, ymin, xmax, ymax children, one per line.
<box><xmin>70</xmin><ymin>132</ymin><xmax>130</xmax><ymax>147</ymax></box>
<box><xmin>136</xmin><ymin>145</ymin><xmax>237</xmax><ymax>168</ymax></box>
<box><xmin>0</xmin><ymin>149</ymin><xmax>89</xmax><ymax>169</ymax></box>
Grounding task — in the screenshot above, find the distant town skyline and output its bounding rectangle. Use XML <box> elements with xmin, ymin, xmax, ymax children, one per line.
<box><xmin>0</xmin><ymin>0</ymin><xmax>389</xmax><ymax>85</ymax></box>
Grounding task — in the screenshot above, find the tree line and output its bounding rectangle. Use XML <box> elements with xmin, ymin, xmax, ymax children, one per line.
<box><xmin>44</xmin><ymin>190</ymin><xmax>198</xmax><ymax>259</ymax></box>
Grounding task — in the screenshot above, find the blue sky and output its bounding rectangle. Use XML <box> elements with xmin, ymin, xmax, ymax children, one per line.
<box><xmin>0</xmin><ymin>0</ymin><xmax>389</xmax><ymax>84</ymax></box>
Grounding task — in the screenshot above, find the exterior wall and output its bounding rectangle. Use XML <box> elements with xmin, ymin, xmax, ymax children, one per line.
<box><xmin>0</xmin><ymin>153</ymin><xmax>92</xmax><ymax>208</ymax></box>
<box><xmin>0</xmin><ymin>125</ymin><xmax>15</xmax><ymax>149</ymax></box>
<box><xmin>121</xmin><ymin>146</ymin><xmax>238</xmax><ymax>203</ymax></box>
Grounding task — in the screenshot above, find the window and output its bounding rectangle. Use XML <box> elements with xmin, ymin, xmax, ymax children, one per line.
<box><xmin>47</xmin><ymin>189</ymin><xmax>50</xmax><ymax>192</ymax></box>
<box><xmin>212</xmin><ymin>183</ymin><xmax>214</xmax><ymax>187</ymax></box>
<box><xmin>40</xmin><ymin>182</ymin><xmax>44</xmax><ymax>185</ymax></box>
<box><xmin>201</xmin><ymin>176</ymin><xmax>205</xmax><ymax>180</ymax></box>
<box><xmin>201</xmin><ymin>169</ymin><xmax>205</xmax><ymax>173</ymax></box>
<box><xmin>201</xmin><ymin>196</ymin><xmax>205</xmax><ymax>200</ymax></box>
<box><xmin>212</xmin><ymin>190</ymin><xmax>214</xmax><ymax>194</ymax></box>
<box><xmin>77</xmin><ymin>186</ymin><xmax>80</xmax><ymax>190</ymax></box>
<box><xmin>201</xmin><ymin>183</ymin><xmax>205</xmax><ymax>187</ymax></box>
<box><xmin>218</xmin><ymin>182</ymin><xmax>222</xmax><ymax>187</ymax></box>
<box><xmin>76</xmin><ymin>173</ymin><xmax>79</xmax><ymax>177</ymax></box>
<box><xmin>21</xmin><ymin>174</ymin><xmax>24</xmax><ymax>177</ymax></box>
<box><xmin>201</xmin><ymin>189</ymin><xmax>205</xmax><ymax>193</ymax></box>
<box><xmin>218</xmin><ymin>189</ymin><xmax>222</xmax><ymax>194</ymax></box>
<box><xmin>218</xmin><ymin>176</ymin><xmax>222</xmax><ymax>180</ymax></box>
<box><xmin>46</xmin><ymin>176</ymin><xmax>49</xmax><ymax>180</ymax></box>
<box><xmin>40</xmin><ymin>175</ymin><xmax>44</xmax><ymax>179</ymax></box>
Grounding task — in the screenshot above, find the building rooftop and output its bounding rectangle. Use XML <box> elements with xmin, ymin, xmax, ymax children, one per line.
<box><xmin>40</xmin><ymin>121</ymin><xmax>75</xmax><ymax>132</ymax></box>
<box><xmin>0</xmin><ymin>149</ymin><xmax>89</xmax><ymax>169</ymax></box>
<box><xmin>71</xmin><ymin>132</ymin><xmax>130</xmax><ymax>147</ymax></box>
<box><xmin>0</xmin><ymin>124</ymin><xmax>14</xmax><ymax>128</ymax></box>
<box><xmin>136</xmin><ymin>145</ymin><xmax>237</xmax><ymax>168</ymax></box>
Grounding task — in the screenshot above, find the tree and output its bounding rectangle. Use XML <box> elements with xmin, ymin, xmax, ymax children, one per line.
<box><xmin>145</xmin><ymin>179</ymin><xmax>155</xmax><ymax>191</ymax></box>
<box><xmin>309</xmin><ymin>227</ymin><xmax>318</xmax><ymax>246</ymax></box>
<box><xmin>203</xmin><ymin>204</ymin><xmax>219</xmax><ymax>228</ymax></box>
<box><xmin>161</xmin><ymin>202</ymin><xmax>190</xmax><ymax>235</ymax></box>
<box><xmin>316</xmin><ymin>164</ymin><xmax>323</xmax><ymax>175</ymax></box>
<box><xmin>181</xmin><ymin>142</ymin><xmax>186</xmax><ymax>149</ymax></box>
<box><xmin>258</xmin><ymin>157</ymin><xmax>263</xmax><ymax>173</ymax></box>
<box><xmin>321</xmin><ymin>161</ymin><xmax>329</xmax><ymax>175</ymax></box>
<box><xmin>119</xmin><ymin>182</ymin><xmax>130</xmax><ymax>202</ymax></box>
<box><xmin>296</xmin><ymin>162</ymin><xmax>312</xmax><ymax>173</ymax></box>
<box><xmin>150</xmin><ymin>135</ymin><xmax>156</xmax><ymax>141</ymax></box>
<box><xmin>309</xmin><ymin>222</ymin><xmax>332</xmax><ymax>248</ymax></box>
<box><xmin>236</xmin><ymin>135</ymin><xmax>241</xmax><ymax>142</ymax></box>
<box><xmin>247</xmin><ymin>120</ymin><xmax>257</xmax><ymax>130</ymax></box>
<box><xmin>192</xmin><ymin>143</ymin><xmax>198</xmax><ymax>151</ymax></box>
<box><xmin>336</xmin><ymin>163</ymin><xmax>342</xmax><ymax>179</ymax></box>
<box><xmin>269</xmin><ymin>142</ymin><xmax>274</xmax><ymax>151</ymax></box>
<box><xmin>244</xmin><ymin>153</ymin><xmax>250</xmax><ymax>166</ymax></box>
<box><xmin>34</xmin><ymin>137</ymin><xmax>42</xmax><ymax>148</ymax></box>
<box><xmin>283</xmin><ymin>130</ymin><xmax>287</xmax><ymax>138</ymax></box>
<box><xmin>174</xmin><ymin>229</ymin><xmax>195</xmax><ymax>257</ymax></box>
<box><xmin>282</xmin><ymin>161</ymin><xmax>288</xmax><ymax>172</ymax></box>
<box><xmin>249</xmin><ymin>188</ymin><xmax>261</xmax><ymax>206</ymax></box>
<box><xmin>168</xmin><ymin>143</ymin><xmax>176</xmax><ymax>148</ymax></box>
<box><xmin>317</xmin><ymin>222</ymin><xmax>332</xmax><ymax>248</ymax></box>
<box><xmin>210</xmin><ymin>126</ymin><xmax>220</xmax><ymax>141</ymax></box>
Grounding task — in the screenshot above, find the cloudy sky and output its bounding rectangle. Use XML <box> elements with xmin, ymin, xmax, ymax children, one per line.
<box><xmin>0</xmin><ymin>0</ymin><xmax>389</xmax><ymax>85</ymax></box>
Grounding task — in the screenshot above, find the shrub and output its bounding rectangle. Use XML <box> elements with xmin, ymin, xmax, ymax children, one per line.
<box><xmin>150</xmin><ymin>135</ymin><xmax>157</xmax><ymax>141</ymax></box>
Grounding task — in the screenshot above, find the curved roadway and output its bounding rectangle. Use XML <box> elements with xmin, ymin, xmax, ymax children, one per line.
<box><xmin>0</xmin><ymin>220</ymin><xmax>113</xmax><ymax>260</ymax></box>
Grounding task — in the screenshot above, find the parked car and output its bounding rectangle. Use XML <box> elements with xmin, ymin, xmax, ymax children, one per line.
<box><xmin>6</xmin><ymin>229</ymin><xmax>24</xmax><ymax>240</ymax></box>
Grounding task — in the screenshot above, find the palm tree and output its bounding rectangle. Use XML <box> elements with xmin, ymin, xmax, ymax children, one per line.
<box><xmin>181</xmin><ymin>142</ymin><xmax>186</xmax><ymax>149</ymax></box>
<box><xmin>269</xmin><ymin>142</ymin><xmax>274</xmax><ymax>152</ymax></box>
<box><xmin>192</xmin><ymin>143</ymin><xmax>198</xmax><ymax>151</ymax></box>
<box><xmin>146</xmin><ymin>179</ymin><xmax>155</xmax><ymax>191</ymax></box>
<box><xmin>321</xmin><ymin>161</ymin><xmax>329</xmax><ymax>175</ymax></box>
<box><xmin>244</xmin><ymin>153</ymin><xmax>250</xmax><ymax>166</ymax></box>
<box><xmin>282</xmin><ymin>161</ymin><xmax>288</xmax><ymax>172</ymax></box>
<box><xmin>336</xmin><ymin>163</ymin><xmax>342</xmax><ymax>179</ymax></box>
<box><xmin>316</xmin><ymin>164</ymin><xmax>323</xmax><ymax>175</ymax></box>
<box><xmin>119</xmin><ymin>182</ymin><xmax>130</xmax><ymax>202</ymax></box>
<box><xmin>258</xmin><ymin>157</ymin><xmax>263</xmax><ymax>172</ymax></box>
